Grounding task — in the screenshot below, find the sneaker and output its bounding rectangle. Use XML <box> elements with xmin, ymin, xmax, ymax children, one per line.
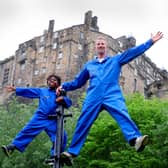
<box><xmin>44</xmin><ymin>156</ymin><xmax>65</xmax><ymax>166</ymax></box>
<box><xmin>1</xmin><ymin>144</ymin><xmax>15</xmax><ymax>157</ymax></box>
<box><xmin>61</xmin><ymin>152</ymin><xmax>74</xmax><ymax>166</ymax></box>
<box><xmin>44</xmin><ymin>157</ymin><xmax>54</xmax><ymax>166</ymax></box>
<box><xmin>135</xmin><ymin>135</ymin><xmax>149</xmax><ymax>152</ymax></box>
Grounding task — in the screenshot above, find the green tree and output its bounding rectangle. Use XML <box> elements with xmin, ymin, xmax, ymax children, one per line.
<box><xmin>72</xmin><ymin>93</ymin><xmax>168</xmax><ymax>168</ymax></box>
<box><xmin>0</xmin><ymin>93</ymin><xmax>168</xmax><ymax>168</ymax></box>
<box><xmin>0</xmin><ymin>98</ymin><xmax>51</xmax><ymax>168</ymax></box>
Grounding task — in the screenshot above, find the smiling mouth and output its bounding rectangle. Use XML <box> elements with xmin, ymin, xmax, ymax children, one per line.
<box><xmin>98</xmin><ymin>48</ymin><xmax>105</xmax><ymax>52</ymax></box>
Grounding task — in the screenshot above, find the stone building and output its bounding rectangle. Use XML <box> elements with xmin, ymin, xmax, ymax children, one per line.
<box><xmin>0</xmin><ymin>11</ymin><xmax>167</xmax><ymax>104</ymax></box>
<box><xmin>145</xmin><ymin>78</ymin><xmax>168</xmax><ymax>99</ymax></box>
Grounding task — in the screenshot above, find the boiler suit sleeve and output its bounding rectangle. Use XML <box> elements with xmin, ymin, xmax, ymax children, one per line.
<box><xmin>62</xmin><ymin>64</ymin><xmax>90</xmax><ymax>91</ymax></box>
<box><xmin>16</xmin><ymin>87</ymin><xmax>41</xmax><ymax>98</ymax></box>
<box><xmin>117</xmin><ymin>39</ymin><xmax>153</xmax><ymax>65</ymax></box>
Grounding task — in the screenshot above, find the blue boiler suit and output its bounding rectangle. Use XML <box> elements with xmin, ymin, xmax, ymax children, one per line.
<box><xmin>12</xmin><ymin>87</ymin><xmax>72</xmax><ymax>156</ymax></box>
<box><xmin>62</xmin><ymin>39</ymin><xmax>154</xmax><ymax>156</ymax></box>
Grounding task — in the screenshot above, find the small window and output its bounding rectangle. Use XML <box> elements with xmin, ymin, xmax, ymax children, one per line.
<box><xmin>53</xmin><ymin>42</ymin><xmax>57</xmax><ymax>49</ymax></box>
<box><xmin>3</xmin><ymin>68</ymin><xmax>9</xmax><ymax>84</ymax></box>
<box><xmin>134</xmin><ymin>68</ymin><xmax>138</xmax><ymax>76</ymax></box>
<box><xmin>74</xmin><ymin>54</ymin><xmax>78</xmax><ymax>58</ymax></box>
<box><xmin>58</xmin><ymin>52</ymin><xmax>63</xmax><ymax>59</ymax></box>
<box><xmin>40</xmin><ymin>36</ymin><xmax>44</xmax><ymax>43</ymax></box>
<box><xmin>59</xmin><ymin>44</ymin><xmax>63</xmax><ymax>49</ymax></box>
<box><xmin>135</xmin><ymin>58</ymin><xmax>139</xmax><ymax>65</ymax></box>
<box><xmin>18</xmin><ymin>78</ymin><xmax>22</xmax><ymax>84</ymax></box>
<box><xmin>43</xmin><ymin>56</ymin><xmax>47</xmax><ymax>62</ymax></box>
<box><xmin>41</xmin><ymin>67</ymin><xmax>46</xmax><ymax>74</ymax></box>
<box><xmin>80</xmin><ymin>32</ymin><xmax>84</xmax><ymax>39</ymax></box>
<box><xmin>56</xmin><ymin>64</ymin><xmax>61</xmax><ymax>69</ymax></box>
<box><xmin>146</xmin><ymin>79</ymin><xmax>150</xmax><ymax>85</ymax></box>
<box><xmin>54</xmin><ymin>32</ymin><xmax>58</xmax><ymax>38</ymax></box>
<box><xmin>118</xmin><ymin>41</ymin><xmax>123</xmax><ymax>48</ymax></box>
<box><xmin>146</xmin><ymin>67</ymin><xmax>150</xmax><ymax>74</ymax></box>
<box><xmin>38</xmin><ymin>46</ymin><xmax>44</xmax><ymax>53</ymax></box>
<box><xmin>78</xmin><ymin>44</ymin><xmax>82</xmax><ymax>50</ymax></box>
<box><xmin>35</xmin><ymin>60</ymin><xmax>38</xmax><ymax>65</ymax></box>
<box><xmin>34</xmin><ymin>70</ymin><xmax>39</xmax><ymax>75</ymax></box>
<box><xmin>133</xmin><ymin>78</ymin><xmax>137</xmax><ymax>92</ymax></box>
<box><xmin>20</xmin><ymin>62</ymin><xmax>25</xmax><ymax>70</ymax></box>
<box><xmin>21</xmin><ymin>51</ymin><xmax>26</xmax><ymax>57</ymax></box>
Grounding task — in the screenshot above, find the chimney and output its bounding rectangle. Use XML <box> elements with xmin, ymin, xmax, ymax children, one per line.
<box><xmin>48</xmin><ymin>20</ymin><xmax>55</xmax><ymax>34</ymax></box>
<box><xmin>84</xmin><ymin>11</ymin><xmax>99</xmax><ymax>31</ymax></box>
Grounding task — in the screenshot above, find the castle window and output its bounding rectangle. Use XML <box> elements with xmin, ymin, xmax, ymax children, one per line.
<box><xmin>59</xmin><ymin>44</ymin><xmax>63</xmax><ymax>49</ymax></box>
<box><xmin>78</xmin><ymin>44</ymin><xmax>82</xmax><ymax>50</ymax></box>
<box><xmin>40</xmin><ymin>36</ymin><xmax>44</xmax><ymax>43</ymax></box>
<box><xmin>54</xmin><ymin>32</ymin><xmax>58</xmax><ymax>38</ymax></box>
<box><xmin>20</xmin><ymin>61</ymin><xmax>25</xmax><ymax>70</ymax></box>
<box><xmin>35</xmin><ymin>60</ymin><xmax>38</xmax><ymax>65</ymax></box>
<box><xmin>56</xmin><ymin>64</ymin><xmax>61</xmax><ymax>69</ymax></box>
<box><xmin>146</xmin><ymin>67</ymin><xmax>150</xmax><ymax>74</ymax></box>
<box><xmin>41</xmin><ymin>67</ymin><xmax>46</xmax><ymax>74</ymax></box>
<box><xmin>60</xmin><ymin>31</ymin><xmax>65</xmax><ymax>38</ymax></box>
<box><xmin>3</xmin><ymin>68</ymin><xmax>9</xmax><ymax>84</ymax></box>
<box><xmin>118</xmin><ymin>41</ymin><xmax>123</xmax><ymax>48</ymax></box>
<box><xmin>134</xmin><ymin>68</ymin><xmax>138</xmax><ymax>76</ymax></box>
<box><xmin>80</xmin><ymin>32</ymin><xmax>84</xmax><ymax>39</ymax></box>
<box><xmin>53</xmin><ymin>42</ymin><xmax>57</xmax><ymax>49</ymax></box>
<box><xmin>21</xmin><ymin>51</ymin><xmax>26</xmax><ymax>57</ymax></box>
<box><xmin>43</xmin><ymin>56</ymin><xmax>47</xmax><ymax>62</ymax></box>
<box><xmin>18</xmin><ymin>78</ymin><xmax>22</xmax><ymax>84</ymax></box>
<box><xmin>34</xmin><ymin>70</ymin><xmax>39</xmax><ymax>75</ymax></box>
<box><xmin>58</xmin><ymin>52</ymin><xmax>63</xmax><ymax>59</ymax></box>
<box><xmin>38</xmin><ymin>46</ymin><xmax>44</xmax><ymax>53</ymax></box>
<box><xmin>133</xmin><ymin>78</ymin><xmax>137</xmax><ymax>92</ymax></box>
<box><xmin>135</xmin><ymin>58</ymin><xmax>139</xmax><ymax>65</ymax></box>
<box><xmin>146</xmin><ymin>79</ymin><xmax>150</xmax><ymax>85</ymax></box>
<box><xmin>74</xmin><ymin>54</ymin><xmax>78</xmax><ymax>58</ymax></box>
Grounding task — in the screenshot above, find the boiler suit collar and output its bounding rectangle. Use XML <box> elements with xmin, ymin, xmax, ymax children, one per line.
<box><xmin>48</xmin><ymin>87</ymin><xmax>56</xmax><ymax>92</ymax></box>
<box><xmin>94</xmin><ymin>55</ymin><xmax>110</xmax><ymax>63</ymax></box>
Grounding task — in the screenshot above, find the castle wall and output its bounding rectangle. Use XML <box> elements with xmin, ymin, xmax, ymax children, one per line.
<box><xmin>0</xmin><ymin>11</ymin><xmax>167</xmax><ymax>104</ymax></box>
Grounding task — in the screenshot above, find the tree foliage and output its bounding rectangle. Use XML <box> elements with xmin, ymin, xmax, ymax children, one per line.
<box><xmin>0</xmin><ymin>93</ymin><xmax>168</xmax><ymax>168</ymax></box>
<box><xmin>0</xmin><ymin>98</ymin><xmax>51</xmax><ymax>168</ymax></box>
<box><xmin>72</xmin><ymin>93</ymin><xmax>168</xmax><ymax>168</ymax></box>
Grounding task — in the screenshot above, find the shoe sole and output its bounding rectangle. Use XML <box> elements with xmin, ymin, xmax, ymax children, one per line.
<box><xmin>44</xmin><ymin>158</ymin><xmax>54</xmax><ymax>165</ymax></box>
<box><xmin>61</xmin><ymin>153</ymin><xmax>73</xmax><ymax>166</ymax></box>
<box><xmin>137</xmin><ymin>135</ymin><xmax>149</xmax><ymax>152</ymax></box>
<box><xmin>1</xmin><ymin>146</ymin><xmax>10</xmax><ymax>157</ymax></box>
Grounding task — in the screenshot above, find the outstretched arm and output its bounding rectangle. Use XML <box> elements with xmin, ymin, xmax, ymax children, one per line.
<box><xmin>5</xmin><ymin>86</ymin><xmax>16</xmax><ymax>92</ymax></box>
<box><xmin>117</xmin><ymin>31</ymin><xmax>164</xmax><ymax>65</ymax></box>
<box><xmin>151</xmin><ymin>31</ymin><xmax>163</xmax><ymax>43</ymax></box>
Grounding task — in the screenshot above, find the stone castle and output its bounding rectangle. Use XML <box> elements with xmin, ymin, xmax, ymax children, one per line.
<box><xmin>0</xmin><ymin>11</ymin><xmax>168</xmax><ymax>103</ymax></box>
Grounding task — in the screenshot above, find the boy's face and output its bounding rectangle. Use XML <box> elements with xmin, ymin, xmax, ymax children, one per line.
<box><xmin>47</xmin><ymin>77</ymin><xmax>59</xmax><ymax>89</ymax></box>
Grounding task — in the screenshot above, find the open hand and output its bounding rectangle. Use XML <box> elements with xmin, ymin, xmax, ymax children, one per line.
<box><xmin>151</xmin><ymin>31</ymin><xmax>163</xmax><ymax>43</ymax></box>
<box><xmin>5</xmin><ymin>86</ymin><xmax>16</xmax><ymax>92</ymax></box>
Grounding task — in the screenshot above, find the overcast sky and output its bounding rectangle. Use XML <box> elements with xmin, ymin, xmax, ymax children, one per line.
<box><xmin>1</xmin><ymin>0</ymin><xmax>168</xmax><ymax>70</ymax></box>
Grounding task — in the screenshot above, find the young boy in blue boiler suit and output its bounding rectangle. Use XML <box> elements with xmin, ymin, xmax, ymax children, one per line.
<box><xmin>1</xmin><ymin>74</ymin><xmax>72</xmax><ymax>161</ymax></box>
<box><xmin>57</xmin><ymin>32</ymin><xmax>164</xmax><ymax>165</ymax></box>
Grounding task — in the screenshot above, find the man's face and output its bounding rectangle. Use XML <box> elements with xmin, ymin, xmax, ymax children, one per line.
<box><xmin>47</xmin><ymin>77</ymin><xmax>59</xmax><ymax>89</ymax></box>
<box><xmin>95</xmin><ymin>39</ymin><xmax>107</xmax><ymax>56</ymax></box>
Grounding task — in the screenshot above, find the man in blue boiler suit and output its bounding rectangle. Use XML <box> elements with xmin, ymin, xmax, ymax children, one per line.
<box><xmin>57</xmin><ymin>32</ymin><xmax>163</xmax><ymax>165</ymax></box>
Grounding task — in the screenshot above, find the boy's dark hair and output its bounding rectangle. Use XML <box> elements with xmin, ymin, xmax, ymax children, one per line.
<box><xmin>47</xmin><ymin>74</ymin><xmax>61</xmax><ymax>86</ymax></box>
